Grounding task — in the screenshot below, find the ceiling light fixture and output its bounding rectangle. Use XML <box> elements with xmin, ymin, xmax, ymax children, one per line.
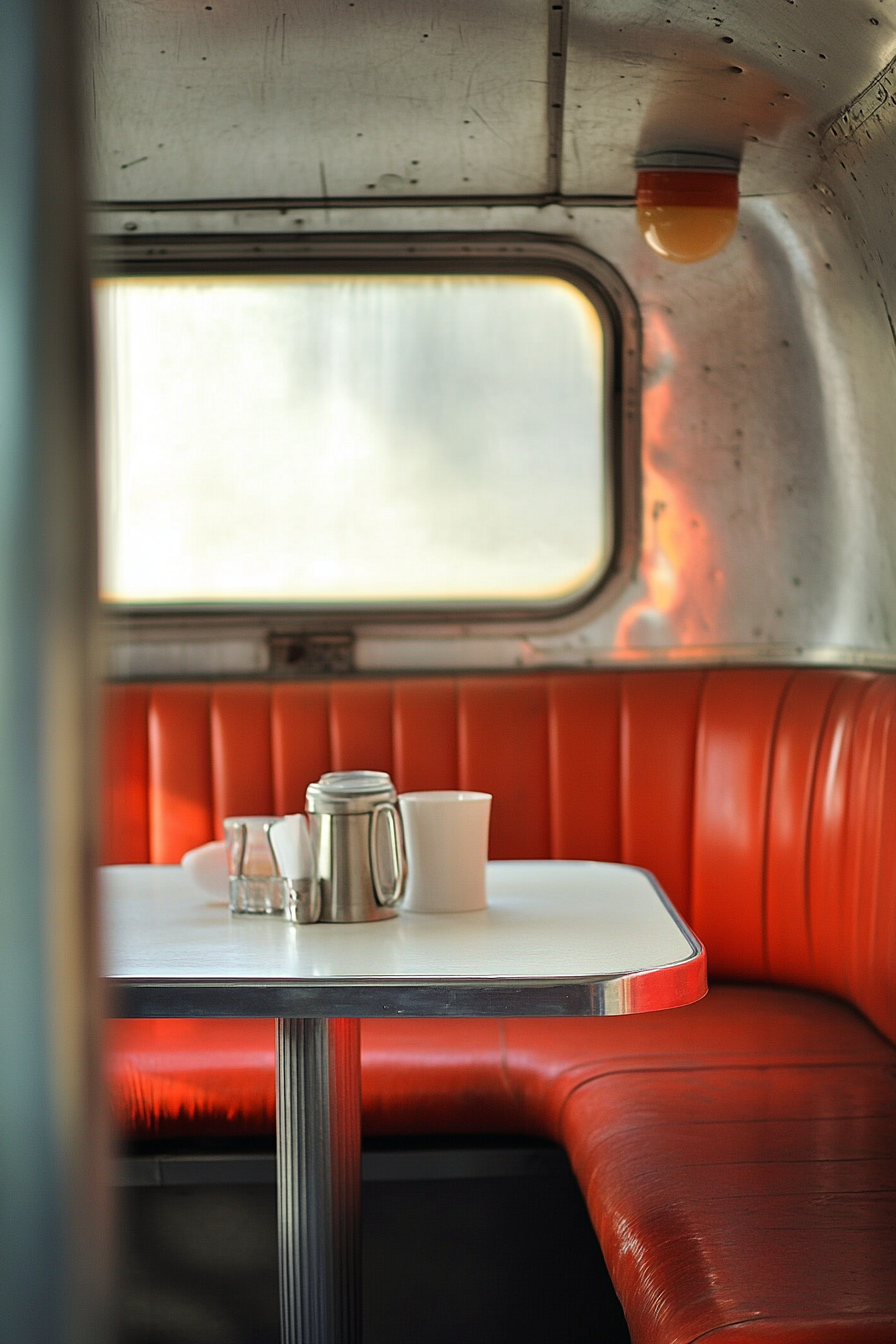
<box><xmin>635</xmin><ymin>151</ymin><xmax>740</xmax><ymax>263</ymax></box>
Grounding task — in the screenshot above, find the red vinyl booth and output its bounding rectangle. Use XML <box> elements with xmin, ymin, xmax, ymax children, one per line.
<box><xmin>103</xmin><ymin>669</ymin><xmax>896</xmax><ymax>1342</ymax></box>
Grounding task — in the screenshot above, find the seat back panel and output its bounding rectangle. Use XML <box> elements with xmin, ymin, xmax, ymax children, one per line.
<box><xmin>148</xmin><ymin>686</ymin><xmax>214</xmax><ymax>863</ymax></box>
<box><xmin>548</xmin><ymin>672</ymin><xmax>621</xmax><ymax>864</ymax></box>
<box><xmin>619</xmin><ymin>669</ymin><xmax>704</xmax><ymax>921</ymax></box>
<box><xmin>458</xmin><ymin>677</ymin><xmax>551</xmax><ymax>860</ymax></box>
<box><xmin>393</xmin><ymin>679</ymin><xmax>459</xmax><ymax>794</ymax></box>
<box><xmin>691</xmin><ymin>668</ymin><xmax>795</xmax><ymax>981</ymax></box>
<box><xmin>271</xmin><ymin>683</ymin><xmax>332</xmax><ymax>815</ymax></box>
<box><xmin>211</xmin><ymin>685</ymin><xmax>274</xmax><ymax>824</ymax></box>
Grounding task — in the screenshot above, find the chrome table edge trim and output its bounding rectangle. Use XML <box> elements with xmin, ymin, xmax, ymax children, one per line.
<box><xmin>106</xmin><ymin>952</ymin><xmax>707</xmax><ymax>1017</ymax></box>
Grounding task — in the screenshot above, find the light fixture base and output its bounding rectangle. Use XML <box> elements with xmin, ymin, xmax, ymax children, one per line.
<box><xmin>635</xmin><ymin>149</ymin><xmax>741</xmax><ymax>173</ymax></box>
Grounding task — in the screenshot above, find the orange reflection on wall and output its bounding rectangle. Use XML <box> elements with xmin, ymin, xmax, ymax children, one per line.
<box><xmin>616</xmin><ymin>307</ymin><xmax>722</xmax><ymax>650</ymax></box>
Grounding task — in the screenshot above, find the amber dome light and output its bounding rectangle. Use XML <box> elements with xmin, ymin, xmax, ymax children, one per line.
<box><xmin>636</xmin><ymin>169</ymin><xmax>739</xmax><ymax>263</ymax></box>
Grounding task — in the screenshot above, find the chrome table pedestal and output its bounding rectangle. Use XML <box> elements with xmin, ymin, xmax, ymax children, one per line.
<box><xmin>277</xmin><ymin>1019</ymin><xmax>361</xmax><ymax>1344</ymax></box>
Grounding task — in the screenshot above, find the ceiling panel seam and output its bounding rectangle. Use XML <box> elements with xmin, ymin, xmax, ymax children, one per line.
<box><xmin>547</xmin><ymin>0</ymin><xmax>570</xmax><ymax>196</ymax></box>
<box><xmin>88</xmin><ymin>194</ymin><xmax>636</xmax><ymax>214</ymax></box>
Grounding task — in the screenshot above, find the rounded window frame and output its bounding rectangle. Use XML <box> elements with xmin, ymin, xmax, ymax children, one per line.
<box><xmin>94</xmin><ymin>230</ymin><xmax>641</xmax><ymax>641</ymax></box>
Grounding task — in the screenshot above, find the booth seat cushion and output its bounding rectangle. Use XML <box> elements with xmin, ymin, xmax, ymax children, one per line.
<box><xmin>108</xmin><ymin>986</ymin><xmax>895</xmax><ymax>1141</ymax></box>
<box><xmin>564</xmin><ymin>1060</ymin><xmax>896</xmax><ymax>1343</ymax></box>
<box><xmin>500</xmin><ymin>984</ymin><xmax>896</xmax><ymax>1141</ymax></box>
<box><xmin>107</xmin><ymin>1016</ymin><xmax>519</xmax><ymax>1139</ymax></box>
<box><xmin>107</xmin><ymin>1017</ymin><xmax>276</xmax><ymax>1137</ymax></box>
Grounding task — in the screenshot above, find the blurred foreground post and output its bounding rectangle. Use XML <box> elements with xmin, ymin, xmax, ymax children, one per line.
<box><xmin>0</xmin><ymin>0</ymin><xmax>107</xmax><ymax>1339</ymax></box>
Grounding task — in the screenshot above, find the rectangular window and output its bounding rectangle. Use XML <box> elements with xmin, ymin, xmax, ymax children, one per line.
<box><xmin>95</xmin><ymin>272</ymin><xmax>610</xmax><ymax>609</ymax></box>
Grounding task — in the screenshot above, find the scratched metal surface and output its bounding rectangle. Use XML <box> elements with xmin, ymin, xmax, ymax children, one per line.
<box><xmin>86</xmin><ymin>0</ymin><xmax>896</xmax><ymax>203</ymax></box>
<box><xmin>564</xmin><ymin>0</ymin><xmax>896</xmax><ymax>196</ymax></box>
<box><xmin>88</xmin><ymin>0</ymin><xmax>896</xmax><ymax>671</ymax></box>
<box><xmin>85</xmin><ymin>0</ymin><xmax>550</xmax><ymax>202</ymax></box>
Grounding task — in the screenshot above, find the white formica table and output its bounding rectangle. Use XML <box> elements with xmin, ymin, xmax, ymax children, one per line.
<box><xmin>102</xmin><ymin>860</ymin><xmax>706</xmax><ymax>1344</ymax></box>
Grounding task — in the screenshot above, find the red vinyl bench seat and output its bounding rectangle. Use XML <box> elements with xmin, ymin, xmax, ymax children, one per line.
<box><xmin>103</xmin><ymin>669</ymin><xmax>896</xmax><ymax>1341</ymax></box>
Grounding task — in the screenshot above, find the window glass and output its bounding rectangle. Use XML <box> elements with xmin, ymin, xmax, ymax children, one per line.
<box><xmin>95</xmin><ymin>274</ymin><xmax>609</xmax><ymax>606</ymax></box>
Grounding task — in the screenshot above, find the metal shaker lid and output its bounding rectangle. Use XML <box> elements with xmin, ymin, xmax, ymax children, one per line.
<box><xmin>306</xmin><ymin>770</ymin><xmax>397</xmax><ymax>814</ymax></box>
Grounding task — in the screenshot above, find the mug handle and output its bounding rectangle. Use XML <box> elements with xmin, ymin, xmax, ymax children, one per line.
<box><xmin>370</xmin><ymin>802</ymin><xmax>407</xmax><ymax>907</ymax></box>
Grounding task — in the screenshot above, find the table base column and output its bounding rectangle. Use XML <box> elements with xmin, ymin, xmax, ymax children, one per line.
<box><xmin>276</xmin><ymin>1018</ymin><xmax>361</xmax><ymax>1344</ymax></box>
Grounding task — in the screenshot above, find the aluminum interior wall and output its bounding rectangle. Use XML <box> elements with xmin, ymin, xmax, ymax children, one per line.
<box><xmin>88</xmin><ymin>0</ymin><xmax>896</xmax><ymax>674</ymax></box>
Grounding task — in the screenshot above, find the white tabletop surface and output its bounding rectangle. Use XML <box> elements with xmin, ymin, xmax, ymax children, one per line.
<box><xmin>102</xmin><ymin>861</ymin><xmax>704</xmax><ymax>1018</ymax></box>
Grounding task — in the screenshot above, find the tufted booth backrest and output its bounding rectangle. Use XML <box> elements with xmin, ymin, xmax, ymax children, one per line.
<box><xmin>102</xmin><ymin>668</ymin><xmax>896</xmax><ymax>1043</ymax></box>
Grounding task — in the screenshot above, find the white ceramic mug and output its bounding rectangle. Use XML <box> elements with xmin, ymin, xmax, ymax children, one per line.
<box><xmin>398</xmin><ymin>791</ymin><xmax>491</xmax><ymax>913</ymax></box>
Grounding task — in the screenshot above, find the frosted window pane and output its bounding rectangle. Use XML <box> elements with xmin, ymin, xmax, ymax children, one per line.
<box><xmin>95</xmin><ymin>275</ymin><xmax>608</xmax><ymax>605</ymax></box>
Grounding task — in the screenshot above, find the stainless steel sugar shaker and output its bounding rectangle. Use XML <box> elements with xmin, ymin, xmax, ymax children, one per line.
<box><xmin>305</xmin><ymin>770</ymin><xmax>407</xmax><ymax>922</ymax></box>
